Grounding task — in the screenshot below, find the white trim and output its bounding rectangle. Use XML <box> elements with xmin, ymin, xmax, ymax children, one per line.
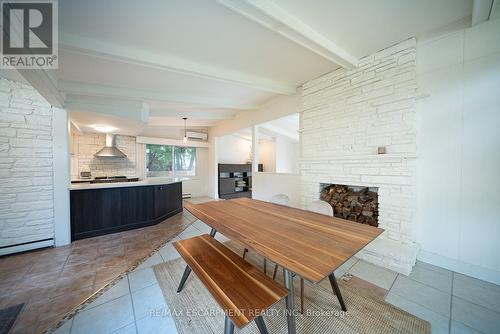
<box><xmin>136</xmin><ymin>142</ymin><xmax>146</xmax><ymax>180</ymax></box>
<box><xmin>53</xmin><ymin>108</ymin><xmax>71</xmax><ymax>246</ymax></box>
<box><xmin>0</xmin><ymin>240</ymin><xmax>54</xmax><ymax>256</ymax></box>
<box><xmin>209</xmin><ymin>136</ymin><xmax>219</xmax><ymax>199</ymax></box>
<box><xmin>60</xmin><ymin>32</ymin><xmax>296</xmax><ymax>95</ymax></box>
<box><xmin>136</xmin><ymin>136</ymin><xmax>209</xmax><ymax>148</ymax></box>
<box><xmin>418</xmin><ymin>250</ymin><xmax>500</xmax><ymax>285</ymax></box>
<box><xmin>252</xmin><ymin>125</ymin><xmax>260</xmax><ymax>173</ymax></box>
<box><xmin>217</xmin><ymin>0</ymin><xmax>358</xmax><ymax>69</ymax></box>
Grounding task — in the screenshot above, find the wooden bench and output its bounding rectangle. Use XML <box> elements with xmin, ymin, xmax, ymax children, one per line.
<box><xmin>174</xmin><ymin>234</ymin><xmax>288</xmax><ymax>334</ymax></box>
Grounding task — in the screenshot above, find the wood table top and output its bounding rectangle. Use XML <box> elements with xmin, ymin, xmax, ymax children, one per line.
<box><xmin>183</xmin><ymin>198</ymin><xmax>384</xmax><ymax>283</ymax></box>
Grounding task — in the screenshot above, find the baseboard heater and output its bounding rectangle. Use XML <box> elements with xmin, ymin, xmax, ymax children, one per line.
<box><xmin>182</xmin><ymin>193</ymin><xmax>192</xmax><ymax>199</ymax></box>
<box><xmin>0</xmin><ymin>238</ymin><xmax>54</xmax><ymax>256</ymax></box>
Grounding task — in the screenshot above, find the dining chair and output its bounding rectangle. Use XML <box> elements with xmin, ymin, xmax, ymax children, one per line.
<box><xmin>242</xmin><ymin>194</ymin><xmax>291</xmax><ymax>275</ymax></box>
<box><xmin>308</xmin><ymin>200</ymin><xmax>334</xmax><ymax>216</ymax></box>
<box><xmin>272</xmin><ymin>199</ymin><xmax>334</xmax><ymax>313</ymax></box>
<box><xmin>270</xmin><ymin>194</ymin><xmax>291</xmax><ymax>206</ymax></box>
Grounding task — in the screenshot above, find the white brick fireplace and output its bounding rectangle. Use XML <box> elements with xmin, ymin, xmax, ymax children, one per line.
<box><xmin>300</xmin><ymin>39</ymin><xmax>418</xmax><ymax>275</ymax></box>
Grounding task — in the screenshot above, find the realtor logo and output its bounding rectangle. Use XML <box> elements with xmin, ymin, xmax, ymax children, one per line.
<box><xmin>0</xmin><ymin>0</ymin><xmax>58</xmax><ymax>69</ymax></box>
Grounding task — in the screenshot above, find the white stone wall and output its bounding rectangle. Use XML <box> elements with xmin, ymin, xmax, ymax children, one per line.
<box><xmin>0</xmin><ymin>78</ymin><xmax>55</xmax><ymax>248</ymax></box>
<box><xmin>300</xmin><ymin>39</ymin><xmax>418</xmax><ymax>273</ymax></box>
<box><xmin>71</xmin><ymin>132</ymin><xmax>137</xmax><ymax>179</ymax></box>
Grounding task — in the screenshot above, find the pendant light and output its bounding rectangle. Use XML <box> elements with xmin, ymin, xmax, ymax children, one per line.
<box><xmin>182</xmin><ymin>117</ymin><xmax>188</xmax><ymax>143</ymax></box>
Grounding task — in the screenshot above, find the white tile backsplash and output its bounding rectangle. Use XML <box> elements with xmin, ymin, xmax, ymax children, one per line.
<box><xmin>71</xmin><ymin>132</ymin><xmax>137</xmax><ymax>179</ymax></box>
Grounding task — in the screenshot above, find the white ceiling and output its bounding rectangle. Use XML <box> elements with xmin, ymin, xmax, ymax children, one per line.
<box><xmin>59</xmin><ymin>0</ymin><xmax>337</xmax><ymax>86</ymax></box>
<box><xmin>10</xmin><ymin>0</ymin><xmax>480</xmax><ymax>136</ymax></box>
<box><xmin>271</xmin><ymin>0</ymin><xmax>473</xmax><ymax>59</ymax></box>
<box><xmin>70</xmin><ymin>111</ymin><xmax>146</xmax><ymax>136</ymax></box>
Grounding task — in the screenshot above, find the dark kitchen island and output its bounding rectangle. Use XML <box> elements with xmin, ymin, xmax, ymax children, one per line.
<box><xmin>69</xmin><ymin>179</ymin><xmax>183</xmax><ymax>241</ymax></box>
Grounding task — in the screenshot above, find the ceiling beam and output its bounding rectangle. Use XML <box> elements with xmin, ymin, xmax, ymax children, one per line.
<box><xmin>58</xmin><ymin>80</ymin><xmax>258</xmax><ymax>110</ymax></box>
<box><xmin>147</xmin><ymin>117</ymin><xmax>218</xmax><ymax>127</ymax></box>
<box><xmin>17</xmin><ymin>70</ymin><xmax>65</xmax><ymax>108</ymax></box>
<box><xmin>472</xmin><ymin>0</ymin><xmax>494</xmax><ymax>25</ymax></box>
<box><xmin>1</xmin><ymin>9</ymin><xmax>65</xmax><ymax>107</ymax></box>
<box><xmin>149</xmin><ymin>110</ymin><xmax>235</xmax><ymax>120</ymax></box>
<box><xmin>217</xmin><ymin>0</ymin><xmax>358</xmax><ymax>69</ymax></box>
<box><xmin>59</xmin><ymin>32</ymin><xmax>296</xmax><ymax>95</ymax></box>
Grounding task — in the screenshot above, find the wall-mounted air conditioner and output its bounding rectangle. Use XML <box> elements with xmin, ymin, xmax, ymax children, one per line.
<box><xmin>187</xmin><ymin>131</ymin><xmax>208</xmax><ymax>141</ymax></box>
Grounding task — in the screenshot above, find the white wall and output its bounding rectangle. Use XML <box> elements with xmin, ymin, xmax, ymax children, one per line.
<box><xmin>258</xmin><ymin>139</ymin><xmax>276</xmax><ymax>172</ymax></box>
<box><xmin>275</xmin><ymin>137</ymin><xmax>299</xmax><ymax>173</ymax></box>
<box><xmin>300</xmin><ymin>39</ymin><xmax>418</xmax><ymax>275</ymax></box>
<box><xmin>182</xmin><ymin>147</ymin><xmax>209</xmax><ymax>197</ymax></box>
<box><xmin>252</xmin><ymin>172</ymin><xmax>301</xmax><ymax>208</ymax></box>
<box><xmin>0</xmin><ymin>77</ymin><xmax>69</xmax><ymax>254</ymax></box>
<box><xmin>259</xmin><ymin>137</ymin><xmax>298</xmax><ymax>173</ymax></box>
<box><xmin>216</xmin><ymin>134</ymin><xmax>252</xmax><ymax>164</ymax></box>
<box><xmin>416</xmin><ymin>18</ymin><xmax>500</xmax><ymax>284</ymax></box>
<box><xmin>301</xmin><ymin>38</ymin><xmax>417</xmax><ymax>243</ymax></box>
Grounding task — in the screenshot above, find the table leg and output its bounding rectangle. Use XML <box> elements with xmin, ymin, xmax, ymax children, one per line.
<box><xmin>283</xmin><ymin>269</ymin><xmax>297</xmax><ymax>334</ymax></box>
<box><xmin>328</xmin><ymin>273</ymin><xmax>347</xmax><ymax>311</ymax></box>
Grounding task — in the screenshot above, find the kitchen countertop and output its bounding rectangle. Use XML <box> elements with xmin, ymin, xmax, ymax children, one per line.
<box><xmin>69</xmin><ymin>177</ymin><xmax>188</xmax><ymax>190</ymax></box>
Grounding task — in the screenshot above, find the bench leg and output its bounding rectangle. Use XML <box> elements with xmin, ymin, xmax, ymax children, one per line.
<box><xmin>224</xmin><ymin>315</ymin><xmax>234</xmax><ymax>334</ymax></box>
<box><xmin>272</xmin><ymin>264</ymin><xmax>278</xmax><ymax>280</ymax></box>
<box><xmin>328</xmin><ymin>273</ymin><xmax>347</xmax><ymax>311</ymax></box>
<box><xmin>254</xmin><ymin>316</ymin><xmax>269</xmax><ymax>334</ymax></box>
<box><xmin>177</xmin><ymin>265</ymin><xmax>192</xmax><ymax>293</ymax></box>
<box><xmin>210</xmin><ymin>228</ymin><xmax>217</xmax><ymax>237</ymax></box>
<box><xmin>283</xmin><ymin>269</ymin><xmax>297</xmax><ymax>334</ymax></box>
<box><xmin>300</xmin><ymin>277</ymin><xmax>304</xmax><ymax>314</ymax></box>
<box><xmin>242</xmin><ymin>248</ymin><xmax>248</xmax><ymax>259</ymax></box>
<box><xmin>263</xmin><ymin>258</ymin><xmax>267</xmax><ymax>275</ymax></box>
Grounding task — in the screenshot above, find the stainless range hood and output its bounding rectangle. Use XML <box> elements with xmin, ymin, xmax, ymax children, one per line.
<box><xmin>94</xmin><ymin>134</ymin><xmax>126</xmax><ymax>158</ymax></box>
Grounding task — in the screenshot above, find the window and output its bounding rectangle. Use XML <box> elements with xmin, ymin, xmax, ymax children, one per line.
<box><xmin>146</xmin><ymin>144</ymin><xmax>196</xmax><ymax>177</ymax></box>
<box><xmin>173</xmin><ymin>146</ymin><xmax>196</xmax><ymax>176</ymax></box>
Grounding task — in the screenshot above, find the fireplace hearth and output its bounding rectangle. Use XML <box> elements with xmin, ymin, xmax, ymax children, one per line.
<box><xmin>320</xmin><ymin>184</ymin><xmax>378</xmax><ymax>227</ymax></box>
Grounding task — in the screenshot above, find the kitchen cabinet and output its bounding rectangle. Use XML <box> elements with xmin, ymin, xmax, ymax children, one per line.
<box><xmin>154</xmin><ymin>182</ymin><xmax>182</xmax><ymax>219</ymax></box>
<box><xmin>70</xmin><ymin>182</ymin><xmax>182</xmax><ymax>240</ymax></box>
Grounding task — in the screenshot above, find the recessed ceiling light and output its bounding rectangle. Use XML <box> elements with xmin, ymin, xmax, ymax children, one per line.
<box><xmin>92</xmin><ymin>125</ymin><xmax>117</xmax><ymax>133</ymax></box>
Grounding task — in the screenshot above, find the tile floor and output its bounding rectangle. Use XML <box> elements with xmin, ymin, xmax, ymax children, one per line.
<box><xmin>3</xmin><ymin>196</ymin><xmax>499</xmax><ymax>334</ymax></box>
<box><xmin>0</xmin><ymin>209</ymin><xmax>197</xmax><ymax>334</ymax></box>
<box><xmin>53</xmin><ymin>220</ymin><xmax>230</xmax><ymax>334</ymax></box>
<box><xmin>53</xmin><ymin>216</ymin><xmax>500</xmax><ymax>334</ymax></box>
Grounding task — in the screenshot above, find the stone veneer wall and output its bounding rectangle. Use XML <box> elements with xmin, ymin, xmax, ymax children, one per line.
<box><xmin>300</xmin><ymin>39</ymin><xmax>418</xmax><ymax>274</ymax></box>
<box><xmin>71</xmin><ymin>132</ymin><xmax>137</xmax><ymax>179</ymax></box>
<box><xmin>0</xmin><ymin>78</ymin><xmax>57</xmax><ymax>248</ymax></box>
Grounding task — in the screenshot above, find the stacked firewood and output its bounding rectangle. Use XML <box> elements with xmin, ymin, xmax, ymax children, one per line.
<box><xmin>320</xmin><ymin>184</ymin><xmax>378</xmax><ymax>227</ymax></box>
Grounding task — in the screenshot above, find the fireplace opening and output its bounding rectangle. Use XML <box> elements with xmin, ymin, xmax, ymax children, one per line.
<box><xmin>320</xmin><ymin>183</ymin><xmax>379</xmax><ymax>227</ymax></box>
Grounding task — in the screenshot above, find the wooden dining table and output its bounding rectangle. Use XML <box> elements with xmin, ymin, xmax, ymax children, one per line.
<box><xmin>183</xmin><ymin>198</ymin><xmax>384</xmax><ymax>334</ymax></box>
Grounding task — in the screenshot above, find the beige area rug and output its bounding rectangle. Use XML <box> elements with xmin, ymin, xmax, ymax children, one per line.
<box><xmin>153</xmin><ymin>241</ymin><xmax>430</xmax><ymax>334</ymax></box>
